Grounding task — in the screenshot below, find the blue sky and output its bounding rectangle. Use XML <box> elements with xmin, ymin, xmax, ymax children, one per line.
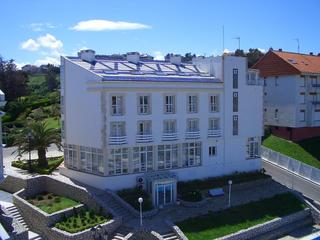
<box><xmin>1</xmin><ymin>0</ymin><xmax>320</xmax><ymax>67</ymax></box>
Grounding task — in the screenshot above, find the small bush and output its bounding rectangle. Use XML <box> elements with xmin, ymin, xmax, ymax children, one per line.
<box><xmin>37</xmin><ymin>195</ymin><xmax>44</xmax><ymax>201</ymax></box>
<box><xmin>54</xmin><ymin>197</ymin><xmax>61</xmax><ymax>203</ymax></box>
<box><xmin>180</xmin><ymin>190</ymin><xmax>203</xmax><ymax>202</ymax></box>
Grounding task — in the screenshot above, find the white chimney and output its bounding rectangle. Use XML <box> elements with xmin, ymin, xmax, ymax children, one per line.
<box><xmin>169</xmin><ymin>54</ymin><xmax>182</xmax><ymax>65</ymax></box>
<box><xmin>127</xmin><ymin>52</ymin><xmax>140</xmax><ymax>63</ymax></box>
<box><xmin>78</xmin><ymin>49</ymin><xmax>95</xmax><ymax>62</ymax></box>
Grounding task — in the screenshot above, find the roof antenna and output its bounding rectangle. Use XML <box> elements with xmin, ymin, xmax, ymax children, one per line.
<box><xmin>293</xmin><ymin>38</ymin><xmax>300</xmax><ymax>53</ymax></box>
<box><xmin>222</xmin><ymin>25</ymin><xmax>225</xmax><ymax>54</ymax></box>
<box><xmin>233</xmin><ymin>37</ymin><xmax>240</xmax><ymax>50</ymax></box>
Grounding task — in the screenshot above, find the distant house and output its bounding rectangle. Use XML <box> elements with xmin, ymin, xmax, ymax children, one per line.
<box><xmin>21</xmin><ymin>64</ymin><xmax>38</xmax><ymax>74</ymax></box>
<box><xmin>60</xmin><ymin>49</ymin><xmax>263</xmax><ymax>207</ymax></box>
<box><xmin>0</xmin><ymin>89</ymin><xmax>6</xmax><ymax>181</ymax></box>
<box><xmin>253</xmin><ymin>49</ymin><xmax>320</xmax><ymax>141</ymax></box>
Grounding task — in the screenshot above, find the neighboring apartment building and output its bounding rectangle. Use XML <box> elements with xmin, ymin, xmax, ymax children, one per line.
<box><xmin>60</xmin><ymin>50</ymin><xmax>263</xmax><ymax>207</ymax></box>
<box><xmin>0</xmin><ymin>90</ymin><xmax>6</xmax><ymax>181</ymax></box>
<box><xmin>253</xmin><ymin>49</ymin><xmax>320</xmax><ymax>141</ymax></box>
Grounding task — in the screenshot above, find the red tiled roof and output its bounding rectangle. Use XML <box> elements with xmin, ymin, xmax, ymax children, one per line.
<box><xmin>252</xmin><ymin>50</ymin><xmax>320</xmax><ymax>77</ymax></box>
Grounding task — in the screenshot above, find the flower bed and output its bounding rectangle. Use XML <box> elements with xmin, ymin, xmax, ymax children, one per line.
<box><xmin>12</xmin><ymin>156</ymin><xmax>63</xmax><ymax>174</ymax></box>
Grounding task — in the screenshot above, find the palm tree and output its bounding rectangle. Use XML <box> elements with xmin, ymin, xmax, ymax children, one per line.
<box><xmin>14</xmin><ymin>121</ymin><xmax>61</xmax><ymax>168</ymax></box>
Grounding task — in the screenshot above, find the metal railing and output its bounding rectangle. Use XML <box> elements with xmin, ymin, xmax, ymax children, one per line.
<box><xmin>186</xmin><ymin>131</ymin><xmax>200</xmax><ymax>139</ymax></box>
<box><xmin>162</xmin><ymin>132</ymin><xmax>178</xmax><ymax>141</ymax></box>
<box><xmin>208</xmin><ymin>129</ymin><xmax>222</xmax><ymax>138</ymax></box>
<box><xmin>261</xmin><ymin>146</ymin><xmax>320</xmax><ymax>185</ymax></box>
<box><xmin>136</xmin><ymin>134</ymin><xmax>153</xmax><ymax>143</ymax></box>
<box><xmin>109</xmin><ymin>136</ymin><xmax>127</xmax><ymax>145</ymax></box>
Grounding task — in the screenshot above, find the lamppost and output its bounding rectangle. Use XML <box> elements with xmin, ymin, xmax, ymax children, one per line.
<box><xmin>90</xmin><ymin>224</ymin><xmax>108</xmax><ymax>240</ymax></box>
<box><xmin>27</xmin><ymin>132</ymin><xmax>33</xmax><ymax>173</ymax></box>
<box><xmin>138</xmin><ymin>197</ymin><xmax>143</xmax><ymax>227</ymax></box>
<box><xmin>228</xmin><ymin>180</ymin><xmax>232</xmax><ymax>208</ymax></box>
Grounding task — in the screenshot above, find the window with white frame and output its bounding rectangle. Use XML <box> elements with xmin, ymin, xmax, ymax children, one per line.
<box><xmin>209</xmin><ymin>118</ymin><xmax>220</xmax><ymax>130</ymax></box>
<box><xmin>132</xmin><ymin>146</ymin><xmax>153</xmax><ymax>172</ymax></box>
<box><xmin>164</xmin><ymin>95</ymin><xmax>176</xmax><ymax>114</ymax></box>
<box><xmin>187</xmin><ymin>118</ymin><xmax>199</xmax><ymax>132</ymax></box>
<box><xmin>246</xmin><ymin>137</ymin><xmax>260</xmax><ymax>159</ymax></box>
<box><xmin>275</xmin><ymin>109</ymin><xmax>279</xmax><ymax>119</ymax></box>
<box><xmin>299</xmin><ymin>110</ymin><xmax>306</xmax><ymax>122</ymax></box>
<box><xmin>209</xmin><ymin>95</ymin><xmax>219</xmax><ymax>112</ymax></box>
<box><xmin>300</xmin><ymin>92</ymin><xmax>306</xmax><ymax>104</ymax></box>
<box><xmin>92</xmin><ymin>148</ymin><xmax>103</xmax><ymax>174</ymax></box>
<box><xmin>182</xmin><ymin>142</ymin><xmax>201</xmax><ymax>167</ymax></box>
<box><xmin>65</xmin><ymin>144</ymin><xmax>77</xmax><ymax>168</ymax></box>
<box><xmin>138</xmin><ymin>95</ymin><xmax>151</xmax><ymax>114</ymax></box>
<box><xmin>108</xmin><ymin>148</ymin><xmax>129</xmax><ymax>175</ymax></box>
<box><xmin>79</xmin><ymin>146</ymin><xmax>104</xmax><ymax>174</ymax></box>
<box><xmin>275</xmin><ymin>76</ymin><xmax>279</xmax><ymax>86</ymax></box>
<box><xmin>300</xmin><ymin>75</ymin><xmax>306</xmax><ymax>87</ymax></box>
<box><xmin>158</xmin><ymin>144</ymin><xmax>178</xmax><ymax>170</ymax></box>
<box><xmin>209</xmin><ymin>146</ymin><xmax>217</xmax><ymax>157</ymax></box>
<box><xmin>233</xmin><ymin>68</ymin><xmax>238</xmax><ymax>89</ymax></box>
<box><xmin>110</xmin><ymin>122</ymin><xmax>126</xmax><ymax>137</ymax></box>
<box><xmin>163</xmin><ymin>119</ymin><xmax>177</xmax><ymax>133</ymax></box>
<box><xmin>80</xmin><ymin>146</ymin><xmax>92</xmax><ymax>171</ymax></box>
<box><xmin>187</xmin><ymin>95</ymin><xmax>198</xmax><ymax>113</ymax></box>
<box><xmin>111</xmin><ymin>95</ymin><xmax>124</xmax><ymax>115</ymax></box>
<box><xmin>233</xmin><ymin>92</ymin><xmax>238</xmax><ymax>112</ymax></box>
<box><xmin>232</xmin><ymin>115</ymin><xmax>238</xmax><ymax>136</ymax></box>
<box><xmin>138</xmin><ymin>121</ymin><xmax>152</xmax><ymax>135</ymax></box>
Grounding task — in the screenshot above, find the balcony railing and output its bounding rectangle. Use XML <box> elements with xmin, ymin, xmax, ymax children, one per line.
<box><xmin>186</xmin><ymin>131</ymin><xmax>200</xmax><ymax>139</ymax></box>
<box><xmin>312</xmin><ymin>100</ymin><xmax>320</xmax><ymax>105</ymax></box>
<box><xmin>162</xmin><ymin>132</ymin><xmax>178</xmax><ymax>141</ymax></box>
<box><xmin>109</xmin><ymin>136</ymin><xmax>127</xmax><ymax>145</ymax></box>
<box><xmin>312</xmin><ymin>84</ymin><xmax>320</xmax><ymax>88</ymax></box>
<box><xmin>136</xmin><ymin>134</ymin><xmax>153</xmax><ymax>143</ymax></box>
<box><xmin>208</xmin><ymin>129</ymin><xmax>222</xmax><ymax>138</ymax></box>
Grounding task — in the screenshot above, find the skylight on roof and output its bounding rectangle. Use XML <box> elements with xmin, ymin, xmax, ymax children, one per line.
<box><xmin>288</xmin><ymin>58</ymin><xmax>297</xmax><ymax>64</ymax></box>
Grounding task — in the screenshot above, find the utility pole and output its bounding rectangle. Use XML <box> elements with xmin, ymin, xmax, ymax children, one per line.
<box><xmin>234</xmin><ymin>37</ymin><xmax>240</xmax><ymax>50</ymax></box>
<box><xmin>293</xmin><ymin>38</ymin><xmax>300</xmax><ymax>53</ymax></box>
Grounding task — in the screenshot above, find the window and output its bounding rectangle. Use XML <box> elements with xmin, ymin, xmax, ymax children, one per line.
<box><xmin>163</xmin><ymin>120</ymin><xmax>177</xmax><ymax>133</ymax></box>
<box><xmin>233</xmin><ymin>92</ymin><xmax>238</xmax><ymax>112</ymax></box>
<box><xmin>263</xmin><ymin>78</ymin><xmax>267</xmax><ymax>86</ymax></box>
<box><xmin>275</xmin><ymin>109</ymin><xmax>279</xmax><ymax>119</ymax></box>
<box><xmin>65</xmin><ymin>144</ymin><xmax>77</xmax><ymax>169</ymax></box>
<box><xmin>80</xmin><ymin>146</ymin><xmax>92</xmax><ymax>171</ymax></box>
<box><xmin>79</xmin><ymin>146</ymin><xmax>103</xmax><ymax>174</ymax></box>
<box><xmin>158</xmin><ymin>144</ymin><xmax>178</xmax><ymax>169</ymax></box>
<box><xmin>300</xmin><ymin>92</ymin><xmax>306</xmax><ymax>104</ymax></box>
<box><xmin>108</xmin><ymin>148</ymin><xmax>129</xmax><ymax>175</ymax></box>
<box><xmin>164</xmin><ymin>95</ymin><xmax>176</xmax><ymax>114</ymax></box>
<box><xmin>182</xmin><ymin>142</ymin><xmax>201</xmax><ymax>167</ymax></box>
<box><xmin>187</xmin><ymin>95</ymin><xmax>198</xmax><ymax>113</ymax></box>
<box><xmin>247</xmin><ymin>137</ymin><xmax>260</xmax><ymax>159</ymax></box>
<box><xmin>209</xmin><ymin>146</ymin><xmax>216</xmax><ymax>157</ymax></box>
<box><xmin>110</xmin><ymin>122</ymin><xmax>126</xmax><ymax>137</ymax></box>
<box><xmin>187</xmin><ymin>118</ymin><xmax>199</xmax><ymax>132</ymax></box>
<box><xmin>275</xmin><ymin>76</ymin><xmax>279</xmax><ymax>86</ymax></box>
<box><xmin>300</xmin><ymin>110</ymin><xmax>306</xmax><ymax>122</ymax></box>
<box><xmin>138</xmin><ymin>121</ymin><xmax>152</xmax><ymax>135</ymax></box>
<box><xmin>209</xmin><ymin>118</ymin><xmax>220</xmax><ymax>130</ymax></box>
<box><xmin>300</xmin><ymin>75</ymin><xmax>306</xmax><ymax>87</ymax></box>
<box><xmin>233</xmin><ymin>115</ymin><xmax>238</xmax><ymax>136</ymax></box>
<box><xmin>133</xmin><ymin>146</ymin><xmax>153</xmax><ymax>172</ymax></box>
<box><xmin>138</xmin><ymin>95</ymin><xmax>151</xmax><ymax>114</ymax></box>
<box><xmin>111</xmin><ymin>96</ymin><xmax>124</xmax><ymax>115</ymax></box>
<box><xmin>233</xmin><ymin>68</ymin><xmax>238</xmax><ymax>89</ymax></box>
<box><xmin>209</xmin><ymin>95</ymin><xmax>219</xmax><ymax>112</ymax></box>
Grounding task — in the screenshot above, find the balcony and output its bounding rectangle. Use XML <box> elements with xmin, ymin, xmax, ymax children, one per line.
<box><xmin>247</xmin><ymin>69</ymin><xmax>262</xmax><ymax>86</ymax></box>
<box><xmin>186</xmin><ymin>131</ymin><xmax>200</xmax><ymax>139</ymax></box>
<box><xmin>208</xmin><ymin>129</ymin><xmax>222</xmax><ymax>138</ymax></box>
<box><xmin>136</xmin><ymin>134</ymin><xmax>153</xmax><ymax>143</ymax></box>
<box><xmin>312</xmin><ymin>100</ymin><xmax>320</xmax><ymax>105</ymax></box>
<box><xmin>162</xmin><ymin>132</ymin><xmax>178</xmax><ymax>141</ymax></box>
<box><xmin>109</xmin><ymin>136</ymin><xmax>127</xmax><ymax>145</ymax></box>
<box><xmin>312</xmin><ymin>83</ymin><xmax>320</xmax><ymax>88</ymax></box>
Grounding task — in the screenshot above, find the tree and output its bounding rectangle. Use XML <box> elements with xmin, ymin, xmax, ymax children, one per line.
<box><xmin>14</xmin><ymin>121</ymin><xmax>61</xmax><ymax>167</ymax></box>
<box><xmin>246</xmin><ymin>48</ymin><xmax>265</xmax><ymax>68</ymax></box>
<box><xmin>45</xmin><ymin>64</ymin><xmax>59</xmax><ymax>91</ymax></box>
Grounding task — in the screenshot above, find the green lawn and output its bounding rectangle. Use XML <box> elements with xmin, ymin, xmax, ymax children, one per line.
<box><xmin>55</xmin><ymin>209</ymin><xmax>110</xmax><ymax>233</ymax></box>
<box><xmin>117</xmin><ymin>188</ymin><xmax>153</xmax><ymax>211</ymax></box>
<box><xmin>44</xmin><ymin>117</ymin><xmax>60</xmax><ymax>129</ymax></box>
<box><xmin>28</xmin><ymin>74</ymin><xmax>46</xmax><ymax>87</ymax></box>
<box><xmin>28</xmin><ymin>192</ymin><xmax>80</xmax><ymax>214</ymax></box>
<box><xmin>177</xmin><ymin>193</ymin><xmax>305</xmax><ymax>240</ymax></box>
<box><xmin>12</xmin><ymin>156</ymin><xmax>63</xmax><ymax>174</ymax></box>
<box><xmin>263</xmin><ymin>135</ymin><xmax>320</xmax><ymax>169</ymax></box>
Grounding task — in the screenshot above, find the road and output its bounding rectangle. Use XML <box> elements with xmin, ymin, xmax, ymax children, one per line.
<box><xmin>262</xmin><ymin>159</ymin><xmax>320</xmax><ymax>202</ymax></box>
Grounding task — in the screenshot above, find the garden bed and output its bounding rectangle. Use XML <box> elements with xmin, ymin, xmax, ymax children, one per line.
<box><xmin>117</xmin><ymin>188</ymin><xmax>153</xmax><ymax>211</ymax></box>
<box><xmin>55</xmin><ymin>208</ymin><xmax>111</xmax><ymax>233</ymax></box>
<box><xmin>177</xmin><ymin>193</ymin><xmax>306</xmax><ymax>240</ymax></box>
<box><xmin>27</xmin><ymin>192</ymin><xmax>80</xmax><ymax>214</ymax></box>
<box><xmin>12</xmin><ymin>156</ymin><xmax>63</xmax><ymax>174</ymax></box>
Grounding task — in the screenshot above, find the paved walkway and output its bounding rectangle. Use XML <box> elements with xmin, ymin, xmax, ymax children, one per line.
<box><xmin>279</xmin><ymin>225</ymin><xmax>320</xmax><ymax>239</ymax></box>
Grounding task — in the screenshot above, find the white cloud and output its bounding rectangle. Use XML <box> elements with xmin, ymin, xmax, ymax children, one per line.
<box><xmin>223</xmin><ymin>48</ymin><xmax>232</xmax><ymax>54</ymax></box>
<box><xmin>258</xmin><ymin>48</ymin><xmax>266</xmax><ymax>53</ymax></box>
<box><xmin>71</xmin><ymin>19</ymin><xmax>151</xmax><ymax>31</ymax></box>
<box><xmin>21</xmin><ymin>39</ymin><xmax>40</xmax><ymax>51</ymax></box>
<box><xmin>37</xmin><ymin>34</ymin><xmax>63</xmax><ymax>50</ymax></box>
<box><xmin>35</xmin><ymin>56</ymin><xmax>60</xmax><ymax>66</ymax></box>
<box><xmin>15</xmin><ymin>62</ymin><xmax>30</xmax><ymax>70</ymax></box>
<box><xmin>153</xmin><ymin>51</ymin><xmax>164</xmax><ymax>60</ymax></box>
<box><xmin>30</xmin><ymin>22</ymin><xmax>56</xmax><ymax>32</ymax></box>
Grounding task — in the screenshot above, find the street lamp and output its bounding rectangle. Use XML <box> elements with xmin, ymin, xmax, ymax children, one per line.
<box><xmin>228</xmin><ymin>180</ymin><xmax>232</xmax><ymax>208</ymax></box>
<box><xmin>138</xmin><ymin>197</ymin><xmax>143</xmax><ymax>227</ymax></box>
<box><xmin>27</xmin><ymin>132</ymin><xmax>33</xmax><ymax>173</ymax></box>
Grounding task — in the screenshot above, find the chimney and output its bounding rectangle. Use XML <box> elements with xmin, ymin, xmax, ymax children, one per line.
<box><xmin>126</xmin><ymin>52</ymin><xmax>140</xmax><ymax>63</ymax></box>
<box><xmin>78</xmin><ymin>49</ymin><xmax>95</xmax><ymax>63</ymax></box>
<box><xmin>278</xmin><ymin>48</ymin><xmax>282</xmax><ymax>52</ymax></box>
<box><xmin>310</xmin><ymin>52</ymin><xmax>314</xmax><ymax>55</ymax></box>
<box><xmin>317</xmin><ymin>53</ymin><xmax>320</xmax><ymax>56</ymax></box>
<box><xmin>169</xmin><ymin>54</ymin><xmax>182</xmax><ymax>65</ymax></box>
<box><xmin>269</xmin><ymin>47</ymin><xmax>273</xmax><ymax>51</ymax></box>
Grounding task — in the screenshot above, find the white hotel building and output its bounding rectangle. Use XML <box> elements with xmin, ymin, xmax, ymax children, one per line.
<box><xmin>60</xmin><ymin>50</ymin><xmax>263</xmax><ymax>207</ymax></box>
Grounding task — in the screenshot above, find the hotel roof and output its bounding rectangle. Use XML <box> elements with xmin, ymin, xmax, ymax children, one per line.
<box><xmin>66</xmin><ymin>55</ymin><xmax>219</xmax><ymax>83</ymax></box>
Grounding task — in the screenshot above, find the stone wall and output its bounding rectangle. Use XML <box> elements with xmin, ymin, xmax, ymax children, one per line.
<box><xmin>165</xmin><ymin>220</ymin><xmax>187</xmax><ymax>240</ymax></box>
<box><xmin>0</xmin><ymin>175</ymin><xmax>26</xmax><ymax>193</ymax></box>
<box><xmin>217</xmin><ymin>209</ymin><xmax>311</xmax><ymax>240</ymax></box>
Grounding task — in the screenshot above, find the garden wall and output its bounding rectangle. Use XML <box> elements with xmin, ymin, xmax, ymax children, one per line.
<box><xmin>0</xmin><ymin>175</ymin><xmax>26</xmax><ymax>193</ymax></box>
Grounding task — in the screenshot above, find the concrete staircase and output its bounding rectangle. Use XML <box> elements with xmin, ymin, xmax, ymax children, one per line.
<box><xmin>5</xmin><ymin>205</ymin><xmax>42</xmax><ymax>240</ymax></box>
<box><xmin>161</xmin><ymin>231</ymin><xmax>180</xmax><ymax>240</ymax></box>
<box><xmin>110</xmin><ymin>225</ymin><xmax>133</xmax><ymax>240</ymax></box>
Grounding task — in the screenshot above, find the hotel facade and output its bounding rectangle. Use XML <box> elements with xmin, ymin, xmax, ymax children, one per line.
<box><xmin>60</xmin><ymin>50</ymin><xmax>263</xmax><ymax>206</ymax></box>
